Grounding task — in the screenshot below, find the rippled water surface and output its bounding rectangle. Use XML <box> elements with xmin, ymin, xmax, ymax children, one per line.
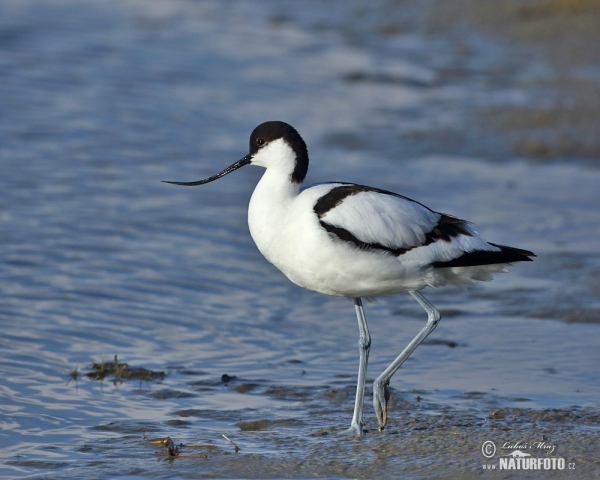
<box><xmin>1</xmin><ymin>0</ymin><xmax>599</xmax><ymax>478</ymax></box>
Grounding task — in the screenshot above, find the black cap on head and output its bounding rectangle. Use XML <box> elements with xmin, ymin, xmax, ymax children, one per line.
<box><xmin>249</xmin><ymin>121</ymin><xmax>309</xmax><ymax>184</ymax></box>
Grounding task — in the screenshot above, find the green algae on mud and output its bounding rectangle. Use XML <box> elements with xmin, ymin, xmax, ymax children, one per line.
<box><xmin>83</xmin><ymin>355</ymin><xmax>165</xmax><ymax>384</ymax></box>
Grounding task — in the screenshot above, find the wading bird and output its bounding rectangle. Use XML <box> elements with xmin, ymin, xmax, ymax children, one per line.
<box><xmin>164</xmin><ymin>121</ymin><xmax>534</xmax><ymax>435</ymax></box>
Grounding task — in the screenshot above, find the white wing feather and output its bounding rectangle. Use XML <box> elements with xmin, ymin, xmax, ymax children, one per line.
<box><xmin>317</xmin><ymin>186</ymin><xmax>501</xmax><ymax>268</ymax></box>
<box><xmin>320</xmin><ymin>190</ymin><xmax>442</xmax><ymax>250</ymax></box>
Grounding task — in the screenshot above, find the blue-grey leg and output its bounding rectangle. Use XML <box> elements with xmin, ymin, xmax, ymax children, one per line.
<box><xmin>346</xmin><ymin>297</ymin><xmax>371</xmax><ymax>435</ymax></box>
<box><xmin>373</xmin><ymin>290</ymin><xmax>441</xmax><ymax>431</ymax></box>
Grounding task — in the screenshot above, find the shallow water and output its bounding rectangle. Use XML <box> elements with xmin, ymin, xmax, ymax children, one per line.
<box><xmin>1</xmin><ymin>0</ymin><xmax>599</xmax><ymax>478</ymax></box>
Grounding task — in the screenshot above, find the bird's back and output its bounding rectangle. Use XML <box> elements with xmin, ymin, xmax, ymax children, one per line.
<box><xmin>249</xmin><ymin>178</ymin><xmax>533</xmax><ymax>297</ymax></box>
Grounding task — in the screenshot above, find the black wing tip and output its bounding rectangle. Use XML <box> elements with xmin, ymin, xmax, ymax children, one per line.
<box><xmin>433</xmin><ymin>244</ymin><xmax>535</xmax><ymax>268</ymax></box>
<box><xmin>490</xmin><ymin>243</ymin><xmax>536</xmax><ymax>260</ymax></box>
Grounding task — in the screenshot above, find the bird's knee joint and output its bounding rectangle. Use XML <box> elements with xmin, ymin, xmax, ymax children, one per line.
<box><xmin>358</xmin><ymin>335</ymin><xmax>371</xmax><ymax>350</ymax></box>
<box><xmin>373</xmin><ymin>378</ymin><xmax>388</xmax><ymax>391</ymax></box>
<box><xmin>428</xmin><ymin>310</ymin><xmax>441</xmax><ymax>327</ymax></box>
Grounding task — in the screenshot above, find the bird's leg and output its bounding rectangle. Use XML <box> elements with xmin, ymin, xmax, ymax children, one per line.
<box><xmin>344</xmin><ymin>297</ymin><xmax>371</xmax><ymax>436</ymax></box>
<box><xmin>373</xmin><ymin>291</ymin><xmax>441</xmax><ymax>431</ymax></box>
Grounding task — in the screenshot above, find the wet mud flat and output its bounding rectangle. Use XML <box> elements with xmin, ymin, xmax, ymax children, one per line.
<box><xmin>432</xmin><ymin>0</ymin><xmax>600</xmax><ymax>163</ymax></box>
<box><xmin>165</xmin><ymin>405</ymin><xmax>598</xmax><ymax>479</ymax></box>
<box><xmin>5</xmin><ymin>381</ymin><xmax>599</xmax><ymax>479</ymax></box>
<box><xmin>334</xmin><ymin>0</ymin><xmax>600</xmax><ymax>164</ymax></box>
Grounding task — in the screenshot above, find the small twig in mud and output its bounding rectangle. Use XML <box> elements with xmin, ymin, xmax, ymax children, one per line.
<box><xmin>222</xmin><ymin>434</ymin><xmax>240</xmax><ymax>452</ymax></box>
<box><xmin>112</xmin><ymin>354</ymin><xmax>126</xmax><ymax>387</ymax></box>
<box><xmin>147</xmin><ymin>437</ymin><xmax>167</xmax><ymax>444</ymax></box>
<box><xmin>151</xmin><ymin>437</ymin><xmax>208</xmax><ymax>459</ymax></box>
<box><xmin>67</xmin><ymin>364</ymin><xmax>80</xmax><ymax>389</ymax></box>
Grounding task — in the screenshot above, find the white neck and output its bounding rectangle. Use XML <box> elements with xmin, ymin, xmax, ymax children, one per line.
<box><xmin>248</xmin><ymin>167</ymin><xmax>300</xmax><ymax>261</ymax></box>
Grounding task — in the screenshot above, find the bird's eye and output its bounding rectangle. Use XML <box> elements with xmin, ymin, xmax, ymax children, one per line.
<box><xmin>256</xmin><ymin>138</ymin><xmax>265</xmax><ymax>147</ymax></box>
